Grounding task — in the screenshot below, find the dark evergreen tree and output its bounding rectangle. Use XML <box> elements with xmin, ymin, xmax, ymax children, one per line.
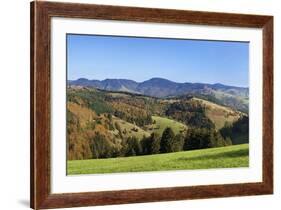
<box><xmin>219</xmin><ymin>122</ymin><xmax>232</xmax><ymax>139</ymax></box>
<box><xmin>165</xmin><ymin>101</ymin><xmax>215</xmax><ymax>129</ymax></box>
<box><xmin>184</xmin><ymin>128</ymin><xmax>232</xmax><ymax>151</ymax></box>
<box><xmin>225</xmin><ymin>137</ymin><xmax>233</xmax><ymax>146</ymax></box>
<box><xmin>219</xmin><ymin>116</ymin><xmax>249</xmax><ymax>145</ymax></box>
<box><xmin>150</xmin><ymin>133</ymin><xmax>161</xmax><ymax>154</ymax></box>
<box><xmin>183</xmin><ymin>128</ymin><xmax>211</xmax><ymax>150</ymax></box>
<box><xmin>172</xmin><ymin>134</ymin><xmax>185</xmax><ymax>152</ymax></box>
<box><xmin>160</xmin><ymin>127</ymin><xmax>175</xmax><ymax>153</ymax></box>
<box><xmin>140</xmin><ymin>136</ymin><xmax>149</xmax><ymax>155</ymax></box>
<box><xmin>209</xmin><ymin>130</ymin><xmax>227</xmax><ymax>147</ymax></box>
<box><xmin>90</xmin><ymin>132</ymin><xmax>112</xmax><ymax>159</ymax></box>
<box><xmin>123</xmin><ymin>137</ymin><xmax>142</xmax><ymax>156</ymax></box>
<box><xmin>141</xmin><ymin>133</ymin><xmax>160</xmax><ymax>155</ymax></box>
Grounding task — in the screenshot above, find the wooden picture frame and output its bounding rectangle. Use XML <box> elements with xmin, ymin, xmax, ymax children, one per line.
<box><xmin>30</xmin><ymin>1</ymin><xmax>273</xmax><ymax>209</ymax></box>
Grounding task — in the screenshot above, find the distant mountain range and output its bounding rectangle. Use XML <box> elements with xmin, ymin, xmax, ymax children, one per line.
<box><xmin>68</xmin><ymin>78</ymin><xmax>249</xmax><ymax>112</ymax></box>
<box><xmin>68</xmin><ymin>77</ymin><xmax>248</xmax><ymax>98</ymax></box>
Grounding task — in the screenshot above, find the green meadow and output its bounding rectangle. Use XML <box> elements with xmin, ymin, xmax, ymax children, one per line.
<box><xmin>148</xmin><ymin>116</ymin><xmax>187</xmax><ymax>136</ymax></box>
<box><xmin>67</xmin><ymin>144</ymin><xmax>249</xmax><ymax>175</ymax></box>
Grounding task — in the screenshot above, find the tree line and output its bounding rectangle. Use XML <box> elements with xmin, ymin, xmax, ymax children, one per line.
<box><xmin>89</xmin><ymin>126</ymin><xmax>232</xmax><ymax>159</ymax></box>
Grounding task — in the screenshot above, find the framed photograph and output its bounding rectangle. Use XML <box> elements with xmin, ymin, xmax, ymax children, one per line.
<box><xmin>30</xmin><ymin>1</ymin><xmax>273</xmax><ymax>209</ymax></box>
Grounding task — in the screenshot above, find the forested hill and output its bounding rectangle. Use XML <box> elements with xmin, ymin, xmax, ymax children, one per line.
<box><xmin>67</xmin><ymin>87</ymin><xmax>249</xmax><ymax>160</ymax></box>
<box><xmin>68</xmin><ymin>78</ymin><xmax>249</xmax><ymax>113</ymax></box>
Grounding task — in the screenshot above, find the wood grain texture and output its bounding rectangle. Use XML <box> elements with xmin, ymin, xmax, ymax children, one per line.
<box><xmin>262</xmin><ymin>17</ymin><xmax>274</xmax><ymax>192</ymax></box>
<box><xmin>30</xmin><ymin>2</ymin><xmax>34</xmax><ymax>208</ymax></box>
<box><xmin>31</xmin><ymin>1</ymin><xmax>51</xmax><ymax>209</ymax></box>
<box><xmin>30</xmin><ymin>1</ymin><xmax>274</xmax><ymax>209</ymax></box>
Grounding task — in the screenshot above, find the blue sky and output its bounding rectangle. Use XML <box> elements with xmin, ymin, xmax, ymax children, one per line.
<box><xmin>67</xmin><ymin>34</ymin><xmax>249</xmax><ymax>87</ymax></box>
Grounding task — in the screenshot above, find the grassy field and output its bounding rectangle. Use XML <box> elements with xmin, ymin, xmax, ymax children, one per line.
<box><xmin>67</xmin><ymin>144</ymin><xmax>249</xmax><ymax>175</ymax></box>
<box><xmin>112</xmin><ymin>116</ymin><xmax>150</xmax><ymax>139</ymax></box>
<box><xmin>146</xmin><ymin>116</ymin><xmax>187</xmax><ymax>136</ymax></box>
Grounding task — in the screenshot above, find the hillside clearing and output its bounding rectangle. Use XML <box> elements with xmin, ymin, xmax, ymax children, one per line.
<box><xmin>67</xmin><ymin>144</ymin><xmax>249</xmax><ymax>175</ymax></box>
<box><xmin>146</xmin><ymin>116</ymin><xmax>187</xmax><ymax>136</ymax></box>
<box><xmin>192</xmin><ymin>98</ymin><xmax>242</xmax><ymax>129</ymax></box>
<box><xmin>112</xmin><ymin>116</ymin><xmax>150</xmax><ymax>139</ymax></box>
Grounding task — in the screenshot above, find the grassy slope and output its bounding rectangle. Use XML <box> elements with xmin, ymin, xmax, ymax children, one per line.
<box><xmin>146</xmin><ymin>116</ymin><xmax>187</xmax><ymax>136</ymax></box>
<box><xmin>192</xmin><ymin>98</ymin><xmax>242</xmax><ymax>129</ymax></box>
<box><xmin>112</xmin><ymin>116</ymin><xmax>150</xmax><ymax>139</ymax></box>
<box><xmin>67</xmin><ymin>144</ymin><xmax>249</xmax><ymax>175</ymax></box>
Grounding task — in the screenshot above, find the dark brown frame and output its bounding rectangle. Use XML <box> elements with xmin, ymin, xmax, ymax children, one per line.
<box><xmin>30</xmin><ymin>1</ymin><xmax>273</xmax><ymax>209</ymax></box>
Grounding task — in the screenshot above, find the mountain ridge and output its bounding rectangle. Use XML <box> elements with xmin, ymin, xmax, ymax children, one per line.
<box><xmin>69</xmin><ymin>77</ymin><xmax>248</xmax><ymax>91</ymax></box>
<box><xmin>68</xmin><ymin>77</ymin><xmax>249</xmax><ymax>113</ymax></box>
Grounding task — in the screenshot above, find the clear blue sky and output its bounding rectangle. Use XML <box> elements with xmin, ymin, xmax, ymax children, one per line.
<box><xmin>67</xmin><ymin>34</ymin><xmax>249</xmax><ymax>87</ymax></box>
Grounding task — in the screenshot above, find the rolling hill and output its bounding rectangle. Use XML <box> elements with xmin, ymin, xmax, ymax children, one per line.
<box><xmin>68</xmin><ymin>77</ymin><xmax>249</xmax><ymax>112</ymax></box>
<box><xmin>192</xmin><ymin>98</ymin><xmax>244</xmax><ymax>129</ymax></box>
<box><xmin>67</xmin><ymin>87</ymin><xmax>248</xmax><ymax>161</ymax></box>
<box><xmin>147</xmin><ymin>116</ymin><xmax>188</xmax><ymax>136</ymax></box>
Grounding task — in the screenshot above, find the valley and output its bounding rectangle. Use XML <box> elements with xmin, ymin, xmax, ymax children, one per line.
<box><xmin>67</xmin><ymin>85</ymin><xmax>249</xmax><ymax>166</ymax></box>
<box><xmin>65</xmin><ymin>34</ymin><xmax>250</xmax><ymax>174</ymax></box>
